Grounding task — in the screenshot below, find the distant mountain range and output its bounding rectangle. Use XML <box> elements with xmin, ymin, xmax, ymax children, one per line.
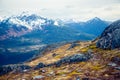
<box><xmin>0</xmin><ymin>12</ymin><xmax>111</xmax><ymax>65</ymax></box>
<box><xmin>0</xmin><ymin>13</ymin><xmax>110</xmax><ymax>41</ymax></box>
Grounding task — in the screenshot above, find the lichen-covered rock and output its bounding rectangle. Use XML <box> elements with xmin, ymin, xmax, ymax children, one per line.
<box><xmin>97</xmin><ymin>20</ymin><xmax>120</xmax><ymax>49</ymax></box>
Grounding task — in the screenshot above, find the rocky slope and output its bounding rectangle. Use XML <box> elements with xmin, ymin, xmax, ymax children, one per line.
<box><xmin>97</xmin><ymin>20</ymin><xmax>120</xmax><ymax>49</ymax></box>
<box><xmin>0</xmin><ymin>40</ymin><xmax>120</xmax><ymax>80</ymax></box>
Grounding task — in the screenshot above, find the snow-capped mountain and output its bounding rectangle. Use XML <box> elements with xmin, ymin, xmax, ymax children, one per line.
<box><xmin>3</xmin><ymin>13</ymin><xmax>53</xmax><ymax>30</ymax></box>
<box><xmin>0</xmin><ymin>13</ymin><xmax>57</xmax><ymax>40</ymax></box>
<box><xmin>0</xmin><ymin>12</ymin><xmax>110</xmax><ymax>42</ymax></box>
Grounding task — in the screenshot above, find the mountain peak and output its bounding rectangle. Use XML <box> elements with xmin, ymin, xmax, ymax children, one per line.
<box><xmin>93</xmin><ymin>17</ymin><xmax>101</xmax><ymax>20</ymax></box>
<box><xmin>19</xmin><ymin>11</ymin><xmax>38</xmax><ymax>17</ymax></box>
<box><xmin>90</xmin><ymin>17</ymin><xmax>102</xmax><ymax>21</ymax></box>
<box><xmin>86</xmin><ymin>17</ymin><xmax>103</xmax><ymax>24</ymax></box>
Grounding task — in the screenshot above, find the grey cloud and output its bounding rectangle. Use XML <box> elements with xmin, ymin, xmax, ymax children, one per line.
<box><xmin>0</xmin><ymin>0</ymin><xmax>120</xmax><ymax>21</ymax></box>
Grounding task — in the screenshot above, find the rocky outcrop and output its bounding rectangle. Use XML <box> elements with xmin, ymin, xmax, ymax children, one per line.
<box><xmin>97</xmin><ymin>20</ymin><xmax>120</xmax><ymax>49</ymax></box>
<box><xmin>67</xmin><ymin>42</ymin><xmax>80</xmax><ymax>50</ymax></box>
<box><xmin>34</xmin><ymin>63</ymin><xmax>46</xmax><ymax>69</ymax></box>
<box><xmin>0</xmin><ymin>64</ymin><xmax>31</xmax><ymax>76</ymax></box>
<box><xmin>55</xmin><ymin>52</ymin><xmax>92</xmax><ymax>67</ymax></box>
<box><xmin>33</xmin><ymin>51</ymin><xmax>93</xmax><ymax>69</ymax></box>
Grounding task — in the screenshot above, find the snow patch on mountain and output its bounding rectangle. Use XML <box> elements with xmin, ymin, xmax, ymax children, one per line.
<box><xmin>54</xmin><ymin>21</ymin><xmax>59</xmax><ymax>26</ymax></box>
<box><xmin>7</xmin><ymin>13</ymin><xmax>48</xmax><ymax>30</ymax></box>
<box><xmin>9</xmin><ymin>17</ymin><xmax>33</xmax><ymax>29</ymax></box>
<box><xmin>0</xmin><ymin>17</ymin><xmax>4</xmax><ymax>22</ymax></box>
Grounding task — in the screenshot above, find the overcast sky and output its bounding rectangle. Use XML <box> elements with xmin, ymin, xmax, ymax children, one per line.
<box><xmin>0</xmin><ymin>0</ymin><xmax>120</xmax><ymax>21</ymax></box>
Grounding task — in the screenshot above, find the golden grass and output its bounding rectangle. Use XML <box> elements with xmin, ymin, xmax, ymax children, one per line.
<box><xmin>27</xmin><ymin>41</ymin><xmax>91</xmax><ymax>67</ymax></box>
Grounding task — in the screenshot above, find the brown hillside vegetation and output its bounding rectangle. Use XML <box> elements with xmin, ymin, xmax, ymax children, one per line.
<box><xmin>0</xmin><ymin>41</ymin><xmax>120</xmax><ymax>80</ymax></box>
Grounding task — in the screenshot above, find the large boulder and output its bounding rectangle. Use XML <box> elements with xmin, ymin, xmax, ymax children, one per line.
<box><xmin>97</xmin><ymin>20</ymin><xmax>120</xmax><ymax>49</ymax></box>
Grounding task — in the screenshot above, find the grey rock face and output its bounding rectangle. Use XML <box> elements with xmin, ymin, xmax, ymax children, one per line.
<box><xmin>97</xmin><ymin>20</ymin><xmax>120</xmax><ymax>49</ymax></box>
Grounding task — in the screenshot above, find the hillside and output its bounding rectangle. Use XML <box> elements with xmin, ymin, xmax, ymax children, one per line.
<box><xmin>0</xmin><ymin>40</ymin><xmax>120</xmax><ymax>80</ymax></box>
